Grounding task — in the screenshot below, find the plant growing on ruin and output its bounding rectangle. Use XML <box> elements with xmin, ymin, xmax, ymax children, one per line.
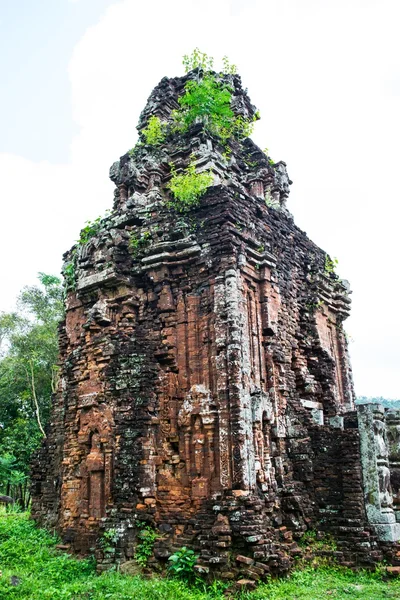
<box><xmin>127</xmin><ymin>50</ymin><xmax>257</xmax><ymax>153</ymax></box>
<box><xmin>183</xmin><ymin>49</ymin><xmax>237</xmax><ymax>76</ymax></box>
<box><xmin>173</xmin><ymin>74</ymin><xmax>257</xmax><ymax>144</ymax></box>
<box><xmin>129</xmin><ymin>231</ymin><xmax>152</xmax><ymax>256</ymax></box>
<box><xmin>245</xmin><ymin>159</ymin><xmax>258</xmax><ymax>168</ymax></box>
<box><xmin>265</xmin><ymin>191</ymin><xmax>280</xmax><ymax>209</ymax></box>
<box><xmin>324</xmin><ymin>255</ymin><xmax>339</xmax><ymax>275</ymax></box>
<box><xmin>78</xmin><ymin>217</ymin><xmax>102</xmax><ymax>245</ymax></box>
<box><xmin>167</xmin><ymin>546</ymin><xmax>198</xmax><ymax>583</ymax></box>
<box><xmin>296</xmin><ymin>530</ymin><xmax>338</xmax><ymax>569</ymax></box>
<box><xmin>141</xmin><ymin>115</ymin><xmax>167</xmax><ymax>146</ymax></box>
<box><xmin>135</xmin><ymin>522</ymin><xmax>158</xmax><ymax>567</ymax></box>
<box><xmin>100</xmin><ymin>528</ymin><xmax>119</xmax><ymax>554</ymax></box>
<box><xmin>222</xmin><ymin>55</ymin><xmax>237</xmax><ymax>75</ymax></box>
<box><xmin>128</xmin><ymin>142</ymin><xmax>143</xmax><ymax>157</ymax></box>
<box><xmin>182</xmin><ymin>48</ymin><xmax>214</xmax><ymax>73</ymax></box>
<box><xmin>299</xmin><ymin>529</ymin><xmax>337</xmax><ymax>552</ymax></box>
<box><xmin>167</xmin><ymin>157</ymin><xmax>213</xmax><ymax>213</ymax></box>
<box><xmin>77</xmin><ymin>210</ymin><xmax>111</xmax><ymax>246</ymax></box>
<box><xmin>63</xmin><ymin>258</ymin><xmax>77</xmax><ymax>290</ymax></box>
<box><xmin>263</xmin><ymin>147</ymin><xmax>275</xmax><ymax>166</ymax></box>
<box><xmin>173</xmin><ymin>49</ymin><xmax>258</xmax><ymax>144</ymax></box>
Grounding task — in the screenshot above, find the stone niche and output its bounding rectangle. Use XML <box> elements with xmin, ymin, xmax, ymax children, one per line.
<box><xmin>31</xmin><ymin>68</ymin><xmax>400</xmax><ymax>580</ymax></box>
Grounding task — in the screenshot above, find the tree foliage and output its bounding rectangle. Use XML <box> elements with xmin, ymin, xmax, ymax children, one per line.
<box><xmin>0</xmin><ymin>273</ymin><xmax>63</xmax><ymax>506</ymax></box>
<box><xmin>356</xmin><ymin>396</ymin><xmax>400</xmax><ymax>408</ymax></box>
<box><xmin>174</xmin><ymin>74</ymin><xmax>236</xmax><ymax>141</ymax></box>
<box><xmin>173</xmin><ymin>49</ymin><xmax>257</xmax><ymax>143</ymax></box>
<box><xmin>137</xmin><ymin>50</ymin><xmax>258</xmax><ymax>152</ymax></box>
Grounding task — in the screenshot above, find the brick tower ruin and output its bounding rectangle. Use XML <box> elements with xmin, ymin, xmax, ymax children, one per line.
<box><xmin>32</xmin><ymin>67</ymin><xmax>400</xmax><ymax>579</ymax></box>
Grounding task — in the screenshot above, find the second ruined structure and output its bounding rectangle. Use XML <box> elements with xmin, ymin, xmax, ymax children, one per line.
<box><xmin>32</xmin><ymin>65</ymin><xmax>400</xmax><ymax>580</ymax></box>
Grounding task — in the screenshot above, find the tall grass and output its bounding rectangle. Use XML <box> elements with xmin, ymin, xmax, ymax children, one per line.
<box><xmin>0</xmin><ymin>512</ymin><xmax>399</xmax><ymax>599</ymax></box>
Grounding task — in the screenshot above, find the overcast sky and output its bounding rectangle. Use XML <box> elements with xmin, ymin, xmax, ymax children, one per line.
<box><xmin>0</xmin><ymin>0</ymin><xmax>399</xmax><ymax>398</ymax></box>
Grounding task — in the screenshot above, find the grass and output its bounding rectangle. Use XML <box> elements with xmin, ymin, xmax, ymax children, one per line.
<box><xmin>0</xmin><ymin>512</ymin><xmax>399</xmax><ymax>599</ymax></box>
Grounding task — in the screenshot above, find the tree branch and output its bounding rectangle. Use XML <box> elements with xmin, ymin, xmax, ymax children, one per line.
<box><xmin>51</xmin><ymin>365</ymin><xmax>59</xmax><ymax>394</ymax></box>
<box><xmin>25</xmin><ymin>360</ymin><xmax>46</xmax><ymax>438</ymax></box>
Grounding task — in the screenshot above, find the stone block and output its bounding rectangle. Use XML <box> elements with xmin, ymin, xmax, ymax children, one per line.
<box><xmin>236</xmin><ymin>579</ymin><xmax>257</xmax><ymax>590</ymax></box>
<box><xmin>236</xmin><ymin>555</ymin><xmax>254</xmax><ymax>565</ymax></box>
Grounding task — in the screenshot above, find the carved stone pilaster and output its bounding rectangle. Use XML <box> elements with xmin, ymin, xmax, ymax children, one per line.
<box><xmin>357</xmin><ymin>404</ymin><xmax>400</xmax><ymax>541</ymax></box>
<box><xmin>386</xmin><ymin>409</ymin><xmax>400</xmax><ymax>522</ymax></box>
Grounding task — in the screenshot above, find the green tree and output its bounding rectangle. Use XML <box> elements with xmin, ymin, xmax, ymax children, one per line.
<box><xmin>0</xmin><ymin>273</ymin><xmax>63</xmax><ymax>505</ymax></box>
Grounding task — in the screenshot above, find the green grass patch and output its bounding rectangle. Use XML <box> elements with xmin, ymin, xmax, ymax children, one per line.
<box><xmin>0</xmin><ymin>512</ymin><xmax>399</xmax><ymax>599</ymax></box>
<box><xmin>246</xmin><ymin>567</ymin><xmax>400</xmax><ymax>599</ymax></box>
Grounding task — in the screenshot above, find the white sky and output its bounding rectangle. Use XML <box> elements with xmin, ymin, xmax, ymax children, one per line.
<box><xmin>0</xmin><ymin>0</ymin><xmax>399</xmax><ymax>398</ymax></box>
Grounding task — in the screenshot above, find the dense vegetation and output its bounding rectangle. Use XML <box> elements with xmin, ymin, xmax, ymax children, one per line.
<box><xmin>356</xmin><ymin>396</ymin><xmax>400</xmax><ymax>409</ymax></box>
<box><xmin>0</xmin><ymin>512</ymin><xmax>398</xmax><ymax>599</ymax></box>
<box><xmin>0</xmin><ymin>274</ymin><xmax>63</xmax><ymax>507</ymax></box>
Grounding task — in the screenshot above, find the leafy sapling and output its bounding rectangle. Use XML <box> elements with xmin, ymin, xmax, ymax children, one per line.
<box><xmin>324</xmin><ymin>255</ymin><xmax>339</xmax><ymax>274</ymax></box>
<box><xmin>141</xmin><ymin>116</ymin><xmax>167</xmax><ymax>146</ymax></box>
<box><xmin>222</xmin><ymin>55</ymin><xmax>237</xmax><ymax>74</ymax></box>
<box><xmin>129</xmin><ymin>231</ymin><xmax>152</xmax><ymax>256</ymax></box>
<box><xmin>63</xmin><ymin>261</ymin><xmax>76</xmax><ymax>290</ymax></box>
<box><xmin>135</xmin><ymin>522</ymin><xmax>158</xmax><ymax>567</ymax></box>
<box><xmin>182</xmin><ymin>48</ymin><xmax>214</xmax><ymax>73</ymax></box>
<box><xmin>167</xmin><ymin>546</ymin><xmax>198</xmax><ymax>582</ymax></box>
<box><xmin>167</xmin><ymin>157</ymin><xmax>213</xmax><ymax>213</ymax></box>
<box><xmin>78</xmin><ymin>217</ymin><xmax>102</xmax><ymax>245</ymax></box>
<box><xmin>100</xmin><ymin>528</ymin><xmax>119</xmax><ymax>554</ymax></box>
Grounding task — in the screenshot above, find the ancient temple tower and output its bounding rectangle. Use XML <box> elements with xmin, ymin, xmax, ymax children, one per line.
<box><xmin>31</xmin><ymin>67</ymin><xmax>400</xmax><ymax>578</ymax></box>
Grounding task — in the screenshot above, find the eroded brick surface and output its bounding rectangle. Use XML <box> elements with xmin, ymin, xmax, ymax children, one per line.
<box><xmin>31</xmin><ymin>71</ymin><xmax>396</xmax><ymax>578</ymax></box>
